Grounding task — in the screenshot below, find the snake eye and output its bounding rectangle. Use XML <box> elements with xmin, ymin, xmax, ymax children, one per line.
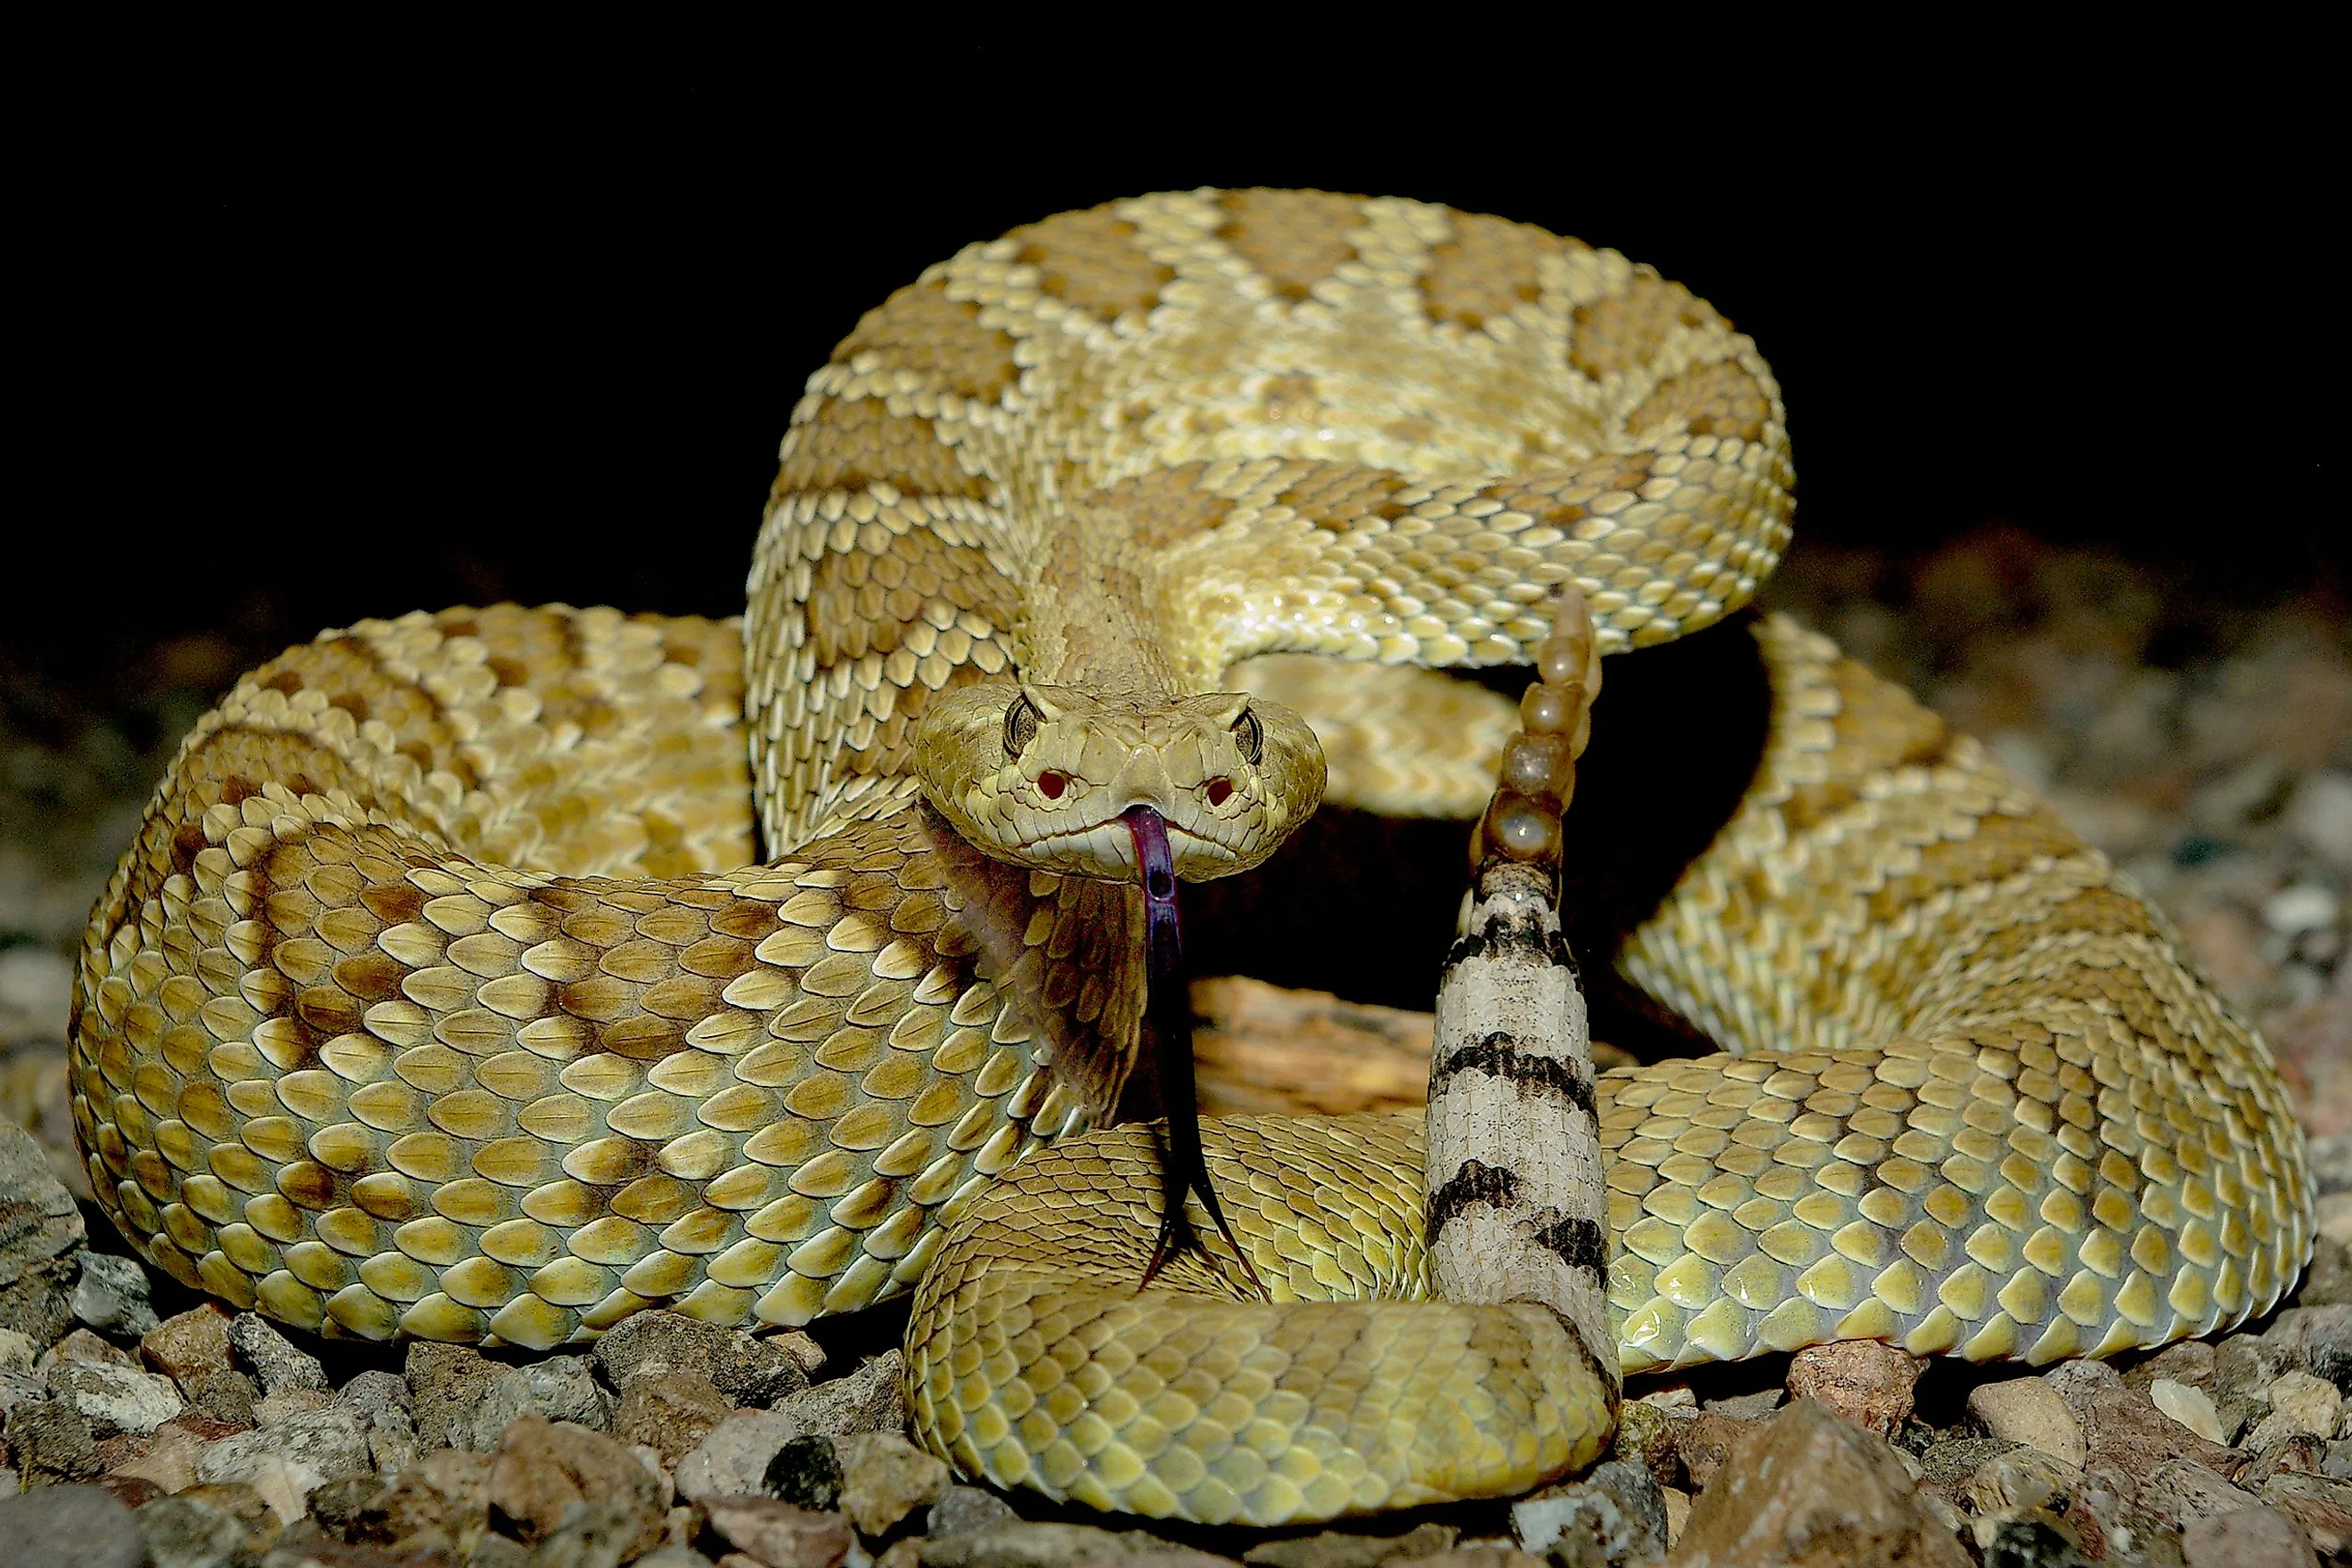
<box><xmin>1231</xmin><ymin>704</ymin><xmax>1263</xmax><ymax>766</ymax></box>
<box><xmin>1003</xmin><ymin>693</ymin><xmax>1041</xmax><ymax>760</ymax></box>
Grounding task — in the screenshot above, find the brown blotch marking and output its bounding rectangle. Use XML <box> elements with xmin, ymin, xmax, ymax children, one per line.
<box><xmin>328</xmin><ymin>692</ymin><xmax>370</xmax><ymax>723</ymax></box>
<box><xmin>1006</xmin><ymin>206</ymin><xmax>1173</xmax><ymax>322</ymax></box>
<box><xmin>1492</xmin><ymin>453</ymin><xmax>1662</xmax><ymax>534</ymax></box>
<box><xmin>170</xmin><ymin>822</ymin><xmax>208</xmax><ymax>875</ymax></box>
<box><xmin>1570</xmin><ymin>274</ymin><xmax>1727</xmax><ymax>380</ymax></box>
<box><xmin>261</xmin><ymin>671</ymin><xmax>304</xmax><ymax>698</ymax></box>
<box><xmin>804</xmin><ymin>529</ymin><xmax>1016</xmax><ymax>667</ymax></box>
<box><xmin>437</xmin><ymin>614</ymin><xmax>480</xmax><ymax>640</ymax></box>
<box><xmin>1868</xmin><ymin>812</ymin><xmax>2093</xmax><ymax>928</ymax></box>
<box><xmin>331</xmin><ymin>950</ymin><xmax>406</xmax><ymax>1003</ymax></box>
<box><xmin>1629</xmin><ymin>359</ymin><xmax>1772</xmax><ymax>444</ymax></box>
<box><xmin>218</xmin><ymin>775</ymin><xmax>259</xmax><ymax>808</ymax></box>
<box><xmin>1421</xmin><ymin>210</ymin><xmax>1564</xmax><ymax>331</ymax></box>
<box><xmin>1779</xmin><ymin>659</ymin><xmax>1957</xmax><ymax>837</ymax></box>
<box><xmin>833</xmin><ymin>278</ymin><xmax>1020</xmax><ymax>405</ymax></box>
<box><xmin>1273</xmin><ymin>463</ymin><xmax>1416</xmax><ymax>533</ymax></box>
<box><xmin>277</xmin><ymin>1163</ymin><xmax>341</xmax><ymax>1210</ymax></box>
<box><xmin>486</xmin><ymin>656</ymin><xmax>529</xmax><ymax>688</ymax></box>
<box><xmin>1087</xmin><ymin>463</ymin><xmax>1236</xmax><ymax>551</ymax></box>
<box><xmin>1216</xmin><ymin>189</ymin><xmax>1365</xmax><ymax>304</ymax></box>
<box><xmin>774</xmin><ymin>396</ymin><xmax>991</xmax><ymax>502</ymax></box>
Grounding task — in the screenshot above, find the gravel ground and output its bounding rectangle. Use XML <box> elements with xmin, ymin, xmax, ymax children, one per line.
<box><xmin>3</xmin><ymin>526</ymin><xmax>2347</xmax><ymax>1565</ymax></box>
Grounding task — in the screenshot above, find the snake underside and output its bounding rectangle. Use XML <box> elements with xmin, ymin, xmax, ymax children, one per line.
<box><xmin>72</xmin><ymin>191</ymin><xmax>2311</xmax><ymax>1527</ymax></box>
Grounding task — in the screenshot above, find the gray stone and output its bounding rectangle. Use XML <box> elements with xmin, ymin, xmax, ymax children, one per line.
<box><xmin>301</xmin><ymin>1471</ymin><xmax>377</xmax><ymax>1538</ymax></box>
<box><xmin>1696</xmin><ymin>1387</ymin><xmax>1784</xmax><ymax>1422</ymax></box>
<box><xmin>635</xmin><ymin>1551</ymin><xmax>720</xmax><ymax>1568</ymax></box>
<box><xmin>840</xmin><ymin>1432</ymin><xmax>951</xmax><ymax>1536</ymax></box>
<box><xmin>676</xmin><ymin>1409</ymin><xmax>802</xmax><ymax>1503</ymax></box>
<box><xmin>336</xmin><ymin>1368</ymin><xmax>409</xmax><ymax>1423</ymax></box>
<box><xmin>347</xmin><ymin>1446</ymin><xmax>492</xmax><ymax>1558</ymax></box>
<box><xmin>0</xmin><ymin>1327</ymin><xmax>36</xmax><ymax>1374</ymax></box>
<box><xmin>524</xmin><ymin>1496</ymin><xmax>657</xmax><ymax>1568</ymax></box>
<box><xmin>47</xmin><ymin>1358</ymin><xmax>184</xmax><ymax>1437</ymax></box>
<box><xmin>487</xmin><ymin>1415</ymin><xmax>665</xmax><ymax>1561</ymax></box>
<box><xmin>772</xmin><ymin>1433</ymin><xmax>847</xmax><ymax>1513</ymax></box>
<box><xmin>917</xmin><ymin>1522</ymin><xmax>1234</xmax><ymax>1568</ymax></box>
<box><xmin>592</xmin><ymin>1309</ymin><xmax>812</xmax><ymax>1407</ymax></box>
<box><xmin>780</xmin><ymin>1352</ymin><xmax>909</xmax><ymax>1441</ymax></box>
<box><xmin>70</xmin><ymin>1253</ymin><xmax>159</xmax><ymax>1340</ymax></box>
<box><xmin>225</xmin><ymin>1313</ymin><xmax>329</xmax><ymax>1397</ymax></box>
<box><xmin>7</xmin><ymin>1392</ymin><xmax>102</xmax><ymax>1483</ymax></box>
<box><xmin>0</xmin><ymin>1367</ymin><xmax>49</xmax><ymax>1417</ymax></box>
<box><xmin>2217</xmin><ymin>1333</ymin><xmax>2294</xmax><ymax>1444</ymax></box>
<box><xmin>0</xmin><ymin>1482</ymin><xmax>148</xmax><ymax>1568</ymax></box>
<box><xmin>2248</xmin><ymin>1371</ymin><xmax>2343</xmax><ymax>1450</ymax></box>
<box><xmin>927</xmin><ymin>1483</ymin><xmax>1017</xmax><ymax>1539</ymax></box>
<box><xmin>2259</xmin><ymin>1472</ymin><xmax>2350</xmax><ymax>1561</ymax></box>
<box><xmin>138</xmin><ymin>1491</ymin><xmax>249</xmax><ymax>1568</ymax></box>
<box><xmin>1511</xmin><ymin>1458</ymin><xmax>1666</xmax><ymax>1565</ymax></box>
<box><xmin>408</xmin><ymin>1341</ymin><xmax>534</xmax><ymax>1452</ymax></box>
<box><xmin>0</xmin><ymin>1118</ymin><xmax>85</xmax><ymax>1349</ymax></box>
<box><xmin>704</xmin><ymin>1495</ymin><xmax>855</xmax><ymax>1568</ymax></box>
<box><xmin>46</xmin><ymin>1328</ymin><xmax>135</xmax><ymax>1368</ymax></box>
<box><xmin>2181</xmin><ymin>1502</ymin><xmax>2320</xmax><ymax>1567</ymax></box>
<box><xmin>2265</xmin><ymin>1306</ymin><xmax>2352</xmax><ymax>1388</ymax></box>
<box><xmin>2296</xmin><ymin>1235</ymin><xmax>2352</xmax><ymax>1308</ymax></box>
<box><xmin>1961</xmin><ymin>1446</ymin><xmax>2083</xmax><ymax>1517</ymax></box>
<box><xmin>525</xmin><ymin>1355</ymin><xmax>612</xmax><ymax>1433</ymax></box>
<box><xmin>194</xmin><ymin>1405</ymin><xmax>372</xmax><ymax>1521</ymax></box>
<box><xmin>1606</xmin><ymin>1401</ymin><xmax>1683</xmax><ymax>1491</ymax></box>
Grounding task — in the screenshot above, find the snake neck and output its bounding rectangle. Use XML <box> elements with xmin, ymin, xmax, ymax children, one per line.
<box><xmin>1014</xmin><ymin>518</ymin><xmax>1195</xmax><ymax>697</ymax></box>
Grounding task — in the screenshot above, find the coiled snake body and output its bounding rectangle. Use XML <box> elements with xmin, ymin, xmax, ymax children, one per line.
<box><xmin>73</xmin><ymin>192</ymin><xmax>2311</xmax><ymax>1526</ymax></box>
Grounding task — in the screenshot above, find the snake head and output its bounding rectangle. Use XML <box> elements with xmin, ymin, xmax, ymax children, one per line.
<box><xmin>913</xmin><ymin>682</ymin><xmax>1325</xmax><ymax>881</ymax></box>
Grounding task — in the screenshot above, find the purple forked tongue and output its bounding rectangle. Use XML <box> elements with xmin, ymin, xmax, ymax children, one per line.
<box><xmin>1119</xmin><ymin>805</ymin><xmax>1259</xmax><ymax>1294</ymax></box>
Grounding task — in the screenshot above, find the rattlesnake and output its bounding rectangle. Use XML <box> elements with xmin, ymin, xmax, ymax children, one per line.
<box><xmin>72</xmin><ymin>190</ymin><xmax>2312</xmax><ymax>1527</ymax></box>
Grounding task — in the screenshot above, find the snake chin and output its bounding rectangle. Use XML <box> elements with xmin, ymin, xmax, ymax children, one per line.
<box><xmin>913</xmin><ymin>681</ymin><xmax>1326</xmax><ymax>881</ymax></box>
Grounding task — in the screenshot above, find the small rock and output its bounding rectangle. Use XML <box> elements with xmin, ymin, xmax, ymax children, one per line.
<box><xmin>1607</xmin><ymin>1401</ymin><xmax>1683</xmax><ymax>1491</ymax></box>
<box><xmin>918</xmin><ymin>1521</ymin><xmax>1229</xmax><ymax>1568</ymax></box>
<box><xmin>350</xmin><ymin>1447</ymin><xmax>492</xmax><ymax>1558</ymax></box>
<box><xmin>1511</xmin><ymin>1459</ymin><xmax>1667</xmax><ymax>1566</ymax></box>
<box><xmin>2181</xmin><ymin>1502</ymin><xmax>2321</xmax><ymax>1567</ymax></box>
<box><xmin>1961</xmin><ymin>1446</ymin><xmax>2083</xmax><ymax>1516</ymax></box>
<box><xmin>2124</xmin><ymin>1335</ymin><xmax>2217</xmax><ymax>1396</ymax></box>
<box><xmin>224</xmin><ymin>1314</ymin><xmax>328</xmax><ymax>1398</ymax></box>
<box><xmin>405</xmin><ymin>1341</ymin><xmax>535</xmax><ymax>1452</ymax></box>
<box><xmin>527</xmin><ymin>1353</ymin><xmax>614</xmax><ymax>1432</ymax></box>
<box><xmin>0</xmin><ymin>1327</ymin><xmax>35</xmax><ymax>1375</ymax></box>
<box><xmin>1968</xmin><ymin>1375</ymin><xmax>2089</xmax><ymax>1467</ymax></box>
<box><xmin>532</xmin><ymin>1495</ymin><xmax>660</xmax><ymax>1568</ymax></box>
<box><xmin>1697</xmin><ymin>1388</ymin><xmax>1784</xmax><ymax>1422</ymax></box>
<box><xmin>303</xmin><ymin>1471</ymin><xmax>377</xmax><ymax>1539</ymax></box>
<box><xmin>1662</xmin><ymin>1401</ymin><xmax>1969</xmax><ymax>1568</ymax></box>
<box><xmin>2259</xmin><ymin>1472</ymin><xmax>2351</xmax><ymax>1560</ymax></box>
<box><xmin>1670</xmin><ymin>1411</ymin><xmax>1756</xmax><ymax>1491</ymax></box>
<box><xmin>1243</xmin><ymin>1523</ymin><xmax>1456</xmax><ymax>1568</ymax></box>
<box><xmin>678</xmin><ymin>1409</ymin><xmax>804</xmax><ymax>1503</ymax></box>
<box><xmin>137</xmin><ymin>1490</ymin><xmax>249</xmax><ymax>1568</ymax></box>
<box><xmin>779</xmin><ymin>1352</ymin><xmax>909</xmax><ymax>1441</ymax></box>
<box><xmin>45</xmin><ymin>1328</ymin><xmax>135</xmax><ymax>1369</ymax></box>
<box><xmin>594</xmin><ymin>1310</ymin><xmax>813</xmax><ymax>1407</ymax></box>
<box><xmin>193</xmin><ymin>1405</ymin><xmax>371</xmax><ymax>1523</ymax></box>
<box><xmin>70</xmin><ymin>1254</ymin><xmax>158</xmax><ymax>1340</ymax></box>
<box><xmin>705</xmin><ymin>1496</ymin><xmax>855</xmax><ymax>1568</ymax></box>
<box><xmin>139</xmin><ymin>1306</ymin><xmax>233</xmax><ymax>1387</ymax></box>
<box><xmin>1784</xmin><ymin>1342</ymin><xmax>1924</xmax><ymax>1440</ymax></box>
<box><xmin>640</xmin><ymin>1549</ymin><xmax>723</xmax><ymax>1568</ymax></box>
<box><xmin>0</xmin><ymin>1482</ymin><xmax>148</xmax><ymax>1568</ymax></box>
<box><xmin>2243</xmin><ymin>1435</ymin><xmax>2331</xmax><ymax>1490</ymax></box>
<box><xmin>1916</xmin><ymin>1434</ymin><xmax>2020</xmax><ymax>1499</ymax></box>
<box><xmin>927</xmin><ymin>1484</ymin><xmax>1017</xmax><ymax>1539</ymax></box>
<box><xmin>251</xmin><ymin>1387</ymin><xmax>334</xmax><ymax>1425</ymax></box>
<box><xmin>840</xmin><ymin>1432</ymin><xmax>951</xmax><ymax>1536</ymax></box>
<box><xmin>1639</xmin><ymin>1387</ymin><xmax>1697</xmax><ymax>1414</ymax></box>
<box><xmin>7</xmin><ymin>1392</ymin><xmax>102</xmax><ymax>1483</ymax></box>
<box><xmin>110</xmin><ymin>1415</ymin><xmax>209</xmax><ymax>1493</ymax></box>
<box><xmin>2248</xmin><ymin>1371</ymin><xmax>2343</xmax><ymax>1450</ymax></box>
<box><xmin>336</xmin><ymin>1368</ymin><xmax>409</xmax><ymax>1424</ymax></box>
<box><xmin>2296</xmin><ymin>1236</ymin><xmax>2352</xmax><ymax>1309</ymax></box>
<box><xmin>2152</xmin><ymin>1378</ymin><xmax>2228</xmax><ymax>1443</ymax></box>
<box><xmin>770</xmin><ymin>1433</ymin><xmax>848</xmax><ymax>1512</ymax></box>
<box><xmin>2264</xmin><ymin>1307</ymin><xmax>2352</xmax><ymax>1389</ymax></box>
<box><xmin>487</xmin><ymin>1414</ymin><xmax>666</xmax><ymax>1559</ymax></box>
<box><xmin>2286</xmin><ymin>772</ymin><xmax>2352</xmax><ymax>867</ymax></box>
<box><xmin>1968</xmin><ymin>1511</ymin><xmax>2092</xmax><ymax>1568</ymax></box>
<box><xmin>2263</xmin><ymin>884</ymin><xmax>2340</xmax><ymax>937</ymax></box>
<box><xmin>47</xmin><ymin>1358</ymin><xmax>185</xmax><ymax>1437</ymax></box>
<box><xmin>0</xmin><ymin>1119</ymin><xmax>86</xmax><ymax>1349</ymax></box>
<box><xmin>614</xmin><ymin>1371</ymin><xmax>735</xmax><ymax>1467</ymax></box>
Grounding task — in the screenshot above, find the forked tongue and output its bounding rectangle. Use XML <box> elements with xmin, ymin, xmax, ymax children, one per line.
<box><xmin>1123</xmin><ymin>804</ymin><xmax>1259</xmax><ymax>1293</ymax></box>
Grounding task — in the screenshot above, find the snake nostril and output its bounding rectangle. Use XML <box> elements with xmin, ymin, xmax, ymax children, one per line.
<box><xmin>1205</xmin><ymin>778</ymin><xmax>1233</xmax><ymax>808</ymax></box>
<box><xmin>1036</xmin><ymin>770</ymin><xmax>1069</xmax><ymax>801</ymax></box>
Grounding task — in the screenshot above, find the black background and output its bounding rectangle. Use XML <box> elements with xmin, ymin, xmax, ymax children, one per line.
<box><xmin>16</xmin><ymin>54</ymin><xmax>2338</xmax><ymax>691</ymax></box>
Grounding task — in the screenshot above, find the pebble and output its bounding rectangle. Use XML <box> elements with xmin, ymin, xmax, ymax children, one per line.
<box><xmin>1509</xmin><ymin>1458</ymin><xmax>1665</xmax><ymax>1566</ymax></box>
<box><xmin>1960</xmin><ymin>1444</ymin><xmax>2082</xmax><ymax>1517</ymax></box>
<box><xmin>927</xmin><ymin>1483</ymin><xmax>1017</xmax><ymax>1540</ymax></box>
<box><xmin>525</xmin><ymin>1353</ymin><xmax>615</xmax><ymax>1433</ymax></box>
<box><xmin>1784</xmin><ymin>1340</ymin><xmax>1924</xmax><ymax>1438</ymax></box>
<box><xmin>0</xmin><ymin>1482</ymin><xmax>149</xmax><ymax>1568</ymax></box>
<box><xmin>487</xmin><ymin>1414</ymin><xmax>666</xmax><ymax>1559</ymax></box>
<box><xmin>2247</xmin><ymin>1371</ymin><xmax>2344</xmax><ymax>1450</ymax></box>
<box><xmin>1605</xmin><ymin>1400</ymin><xmax>1683</xmax><ymax>1490</ymax></box>
<box><xmin>594</xmin><ymin>1309</ymin><xmax>813</xmax><ymax>1407</ymax></box>
<box><xmin>2286</xmin><ymin>772</ymin><xmax>2352</xmax><ymax>868</ymax></box>
<box><xmin>772</xmin><ymin>1433</ymin><xmax>848</xmax><ymax>1513</ymax></box>
<box><xmin>69</xmin><ymin>1254</ymin><xmax>156</xmax><ymax>1340</ymax></box>
<box><xmin>2264</xmin><ymin>885</ymin><xmax>2340</xmax><ymax>938</ymax></box>
<box><xmin>0</xmin><ymin>1118</ymin><xmax>86</xmax><ymax>1349</ymax></box>
<box><xmin>352</xmin><ymin>1447</ymin><xmax>493</xmax><ymax>1559</ymax></box>
<box><xmin>192</xmin><ymin>1405</ymin><xmax>370</xmax><ymax>1523</ymax></box>
<box><xmin>613</xmin><ymin>1371</ymin><xmax>734</xmax><ymax>1466</ymax></box>
<box><xmin>2181</xmin><ymin>1503</ymin><xmax>2323</xmax><ymax>1568</ymax></box>
<box><xmin>137</xmin><ymin>1306</ymin><xmax>232</xmax><ymax>1386</ymax></box>
<box><xmin>2258</xmin><ymin>1472</ymin><xmax>2351</xmax><ymax>1560</ymax></box>
<box><xmin>1966</xmin><ymin>1372</ymin><xmax>2097</xmax><ymax>1476</ymax></box>
<box><xmin>224</xmin><ymin>1313</ymin><xmax>328</xmax><ymax>1397</ymax></box>
<box><xmin>405</xmin><ymin>1341</ymin><xmax>540</xmax><ymax>1452</ymax></box>
<box><xmin>674</xmin><ymin>1354</ymin><xmax>911</xmax><ymax>1505</ymax></box>
<box><xmin>109</xmin><ymin>1416</ymin><xmax>210</xmax><ymax>1494</ymax></box>
<box><xmin>135</xmin><ymin>1491</ymin><xmax>248</xmax><ymax>1568</ymax></box>
<box><xmin>9</xmin><ymin>1393</ymin><xmax>102</xmax><ymax>1483</ymax></box>
<box><xmin>1670</xmin><ymin>1410</ymin><xmax>1757</xmax><ymax>1490</ymax></box>
<box><xmin>45</xmin><ymin>1359</ymin><xmax>184</xmax><ymax>1438</ymax></box>
<box><xmin>1662</xmin><ymin>1401</ymin><xmax>1969</xmax><ymax>1568</ymax></box>
<box><xmin>839</xmin><ymin>1432</ymin><xmax>952</xmax><ymax>1536</ymax></box>
<box><xmin>1240</xmin><ymin>1523</ymin><xmax>1454</xmax><ymax>1568</ymax></box>
<box><xmin>705</xmin><ymin>1496</ymin><xmax>855</xmax><ymax>1568</ymax></box>
<box><xmin>915</xmin><ymin>1522</ymin><xmax>1233</xmax><ymax>1568</ymax></box>
<box><xmin>0</xmin><ymin>1327</ymin><xmax>34</xmax><ymax>1375</ymax></box>
<box><xmin>2150</xmin><ymin>1378</ymin><xmax>2227</xmax><ymax>1444</ymax></box>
